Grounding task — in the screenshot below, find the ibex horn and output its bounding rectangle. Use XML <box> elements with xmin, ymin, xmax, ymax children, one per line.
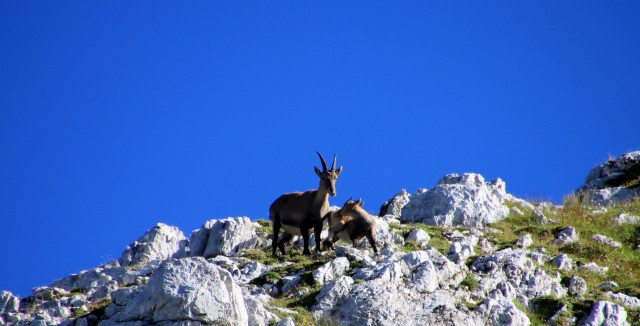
<box><xmin>332</xmin><ymin>154</ymin><xmax>337</xmax><ymax>171</ymax></box>
<box><xmin>317</xmin><ymin>152</ymin><xmax>328</xmax><ymax>171</ymax></box>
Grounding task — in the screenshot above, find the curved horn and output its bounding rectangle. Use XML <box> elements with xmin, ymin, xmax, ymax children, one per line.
<box><xmin>332</xmin><ymin>154</ymin><xmax>337</xmax><ymax>171</ymax></box>
<box><xmin>317</xmin><ymin>152</ymin><xmax>328</xmax><ymax>171</ymax></box>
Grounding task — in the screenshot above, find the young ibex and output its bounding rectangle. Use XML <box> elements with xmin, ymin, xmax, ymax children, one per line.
<box><xmin>269</xmin><ymin>152</ymin><xmax>342</xmax><ymax>256</ymax></box>
<box><xmin>323</xmin><ymin>198</ymin><xmax>378</xmax><ymax>254</ymax></box>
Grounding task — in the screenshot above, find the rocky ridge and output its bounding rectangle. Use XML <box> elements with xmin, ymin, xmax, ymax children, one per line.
<box><xmin>2</xmin><ymin>163</ymin><xmax>640</xmax><ymax>325</ymax></box>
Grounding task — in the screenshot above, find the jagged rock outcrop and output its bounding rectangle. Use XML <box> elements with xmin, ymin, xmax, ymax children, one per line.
<box><xmin>578</xmin><ymin>151</ymin><xmax>640</xmax><ymax>206</ymax></box>
<box><xmin>110</xmin><ymin>257</ymin><xmax>249</xmax><ymax>325</ymax></box>
<box><xmin>400</xmin><ymin>173</ymin><xmax>509</xmax><ymax>227</ymax></box>
<box><xmin>379</xmin><ymin>189</ymin><xmax>411</xmax><ymax>217</ymax></box>
<box><xmin>189</xmin><ymin>217</ymin><xmax>261</xmax><ymax>257</ymax></box>
<box><xmin>579</xmin><ymin>301</ymin><xmax>629</xmax><ymax>326</ymax></box>
<box><xmin>5</xmin><ymin>167</ymin><xmax>639</xmax><ymax>326</ymax></box>
<box><xmin>119</xmin><ymin>223</ymin><xmax>188</xmax><ymax>267</ymax></box>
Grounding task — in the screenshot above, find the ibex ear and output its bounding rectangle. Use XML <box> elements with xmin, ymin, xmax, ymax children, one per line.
<box><xmin>358</xmin><ymin>199</ymin><xmax>364</xmax><ymax>207</ymax></box>
<box><xmin>335</xmin><ymin>166</ymin><xmax>343</xmax><ymax>175</ymax></box>
<box><xmin>314</xmin><ymin>166</ymin><xmax>322</xmax><ymax>176</ymax></box>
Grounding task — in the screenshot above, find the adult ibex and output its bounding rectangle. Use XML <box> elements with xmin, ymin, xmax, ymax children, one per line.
<box><xmin>269</xmin><ymin>152</ymin><xmax>342</xmax><ymax>256</ymax></box>
<box><xmin>323</xmin><ymin>198</ymin><xmax>378</xmax><ymax>254</ymax></box>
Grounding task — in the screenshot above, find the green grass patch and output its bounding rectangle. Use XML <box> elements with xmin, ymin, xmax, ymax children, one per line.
<box><xmin>460</xmin><ymin>275</ymin><xmax>479</xmax><ymax>291</ymax></box>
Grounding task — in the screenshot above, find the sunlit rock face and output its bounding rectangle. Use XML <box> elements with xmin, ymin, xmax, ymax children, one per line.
<box><xmin>111</xmin><ymin>257</ymin><xmax>249</xmax><ymax>325</ymax></box>
<box><xmin>578</xmin><ymin>151</ymin><xmax>640</xmax><ymax>206</ymax></box>
<box><xmin>400</xmin><ymin>173</ymin><xmax>509</xmax><ymax>227</ymax></box>
<box><xmin>119</xmin><ymin>223</ymin><xmax>188</xmax><ymax>267</ymax></box>
<box><xmin>189</xmin><ymin>216</ymin><xmax>261</xmax><ymax>258</ymax></box>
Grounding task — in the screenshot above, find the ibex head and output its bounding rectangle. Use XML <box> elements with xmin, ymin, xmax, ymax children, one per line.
<box><xmin>314</xmin><ymin>152</ymin><xmax>342</xmax><ymax>196</ymax></box>
<box><xmin>341</xmin><ymin>197</ymin><xmax>364</xmax><ymax>211</ymax></box>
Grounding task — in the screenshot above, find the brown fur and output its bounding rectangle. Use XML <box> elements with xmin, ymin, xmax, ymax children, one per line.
<box><xmin>324</xmin><ymin>198</ymin><xmax>378</xmax><ymax>253</ymax></box>
<box><xmin>269</xmin><ymin>152</ymin><xmax>342</xmax><ymax>256</ymax></box>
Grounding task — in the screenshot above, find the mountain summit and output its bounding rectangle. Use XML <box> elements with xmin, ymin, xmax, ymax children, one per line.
<box><xmin>2</xmin><ymin>153</ymin><xmax>640</xmax><ymax>326</ymax></box>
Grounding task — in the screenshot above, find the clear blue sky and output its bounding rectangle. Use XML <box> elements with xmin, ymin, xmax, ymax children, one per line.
<box><xmin>1</xmin><ymin>1</ymin><xmax>639</xmax><ymax>297</ymax></box>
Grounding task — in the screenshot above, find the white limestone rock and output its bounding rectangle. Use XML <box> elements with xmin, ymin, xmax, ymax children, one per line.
<box><xmin>371</xmin><ymin>216</ymin><xmax>404</xmax><ymax>249</ymax></box>
<box><xmin>379</xmin><ymin>189</ymin><xmax>411</xmax><ymax>217</ymax></box>
<box><xmin>0</xmin><ymin>291</ymin><xmax>19</xmax><ymax>314</ymax></box>
<box><xmin>591</xmin><ymin>234</ymin><xmax>622</xmax><ymax>248</ymax></box>
<box><xmin>613</xmin><ymin>213</ymin><xmax>640</xmax><ymax>225</ymax></box>
<box><xmin>604</xmin><ymin>292</ymin><xmax>640</xmax><ymax>310</ymax></box>
<box><xmin>579</xmin><ymin>301</ymin><xmax>629</xmax><ymax>326</ymax></box>
<box><xmin>424</xmin><ymin>247</ymin><xmax>466</xmax><ymax>288</ymax></box>
<box><xmin>511</xmin><ymin>206</ymin><xmax>525</xmax><ymax>217</ymax></box>
<box><xmin>209</xmin><ymin>256</ymin><xmax>268</xmax><ymax>285</ymax></box>
<box><xmin>474</xmin><ymin>293</ymin><xmax>530</xmax><ymax>326</ymax></box>
<box><xmin>405</xmin><ymin>228</ymin><xmax>431</xmax><ymax>247</ymax></box>
<box><xmin>274</xmin><ymin>317</ymin><xmax>295</xmax><ymax>326</ymax></box>
<box><xmin>580</xmin><ymin>262</ymin><xmax>608</xmax><ymax>275</ymax></box>
<box><xmin>244</xmin><ymin>295</ymin><xmax>280</xmax><ymax>326</ymax></box>
<box><xmin>400</xmin><ymin>173</ymin><xmax>509</xmax><ymax>227</ymax></box>
<box><xmin>190</xmin><ymin>217</ymin><xmax>260</xmax><ymax>258</ymax></box>
<box><xmin>402</xmin><ymin>251</ymin><xmax>439</xmax><ymax>293</ymax></box>
<box><xmin>583</xmin><ymin>152</ymin><xmax>640</xmax><ymax>186</ymax></box>
<box><xmin>598</xmin><ymin>281</ymin><xmax>620</xmax><ymax>291</ymax></box>
<box><xmin>119</xmin><ymin>223</ymin><xmax>187</xmax><ymax>267</ymax></box>
<box><xmin>553</xmin><ymin>227</ymin><xmax>579</xmax><ymax>245</ymax></box>
<box><xmin>568</xmin><ymin>276</ymin><xmax>587</xmax><ymax>296</ymax></box>
<box><xmin>334</xmin><ymin>246</ymin><xmax>376</xmax><ymax>268</ymax></box>
<box><xmin>471</xmin><ymin>248</ymin><xmax>566</xmax><ymax>301</ymax></box>
<box><xmin>112</xmin><ymin>257</ymin><xmax>249</xmax><ymax>325</ymax></box>
<box><xmin>311</xmin><ymin>276</ymin><xmax>354</xmax><ymax>319</ymax></box>
<box><xmin>515</xmin><ymin>234</ymin><xmax>533</xmax><ymax>249</ymax></box>
<box><xmin>447</xmin><ymin>242</ymin><xmax>475</xmax><ymax>264</ymax></box>
<box><xmin>550</xmin><ymin>254</ymin><xmax>574</xmax><ymax>271</ymax></box>
<box><xmin>582</xmin><ymin>187</ymin><xmax>640</xmax><ymax>207</ymax></box>
<box><xmin>533</xmin><ymin>210</ymin><xmax>553</xmax><ymax>225</ymax></box>
<box><xmin>312</xmin><ymin>257</ymin><xmax>350</xmax><ymax>285</ymax></box>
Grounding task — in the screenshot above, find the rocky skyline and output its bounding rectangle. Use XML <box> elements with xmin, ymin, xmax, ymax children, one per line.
<box><xmin>1</xmin><ymin>152</ymin><xmax>639</xmax><ymax>325</ymax></box>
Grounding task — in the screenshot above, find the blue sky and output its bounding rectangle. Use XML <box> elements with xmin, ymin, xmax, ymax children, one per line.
<box><xmin>1</xmin><ymin>1</ymin><xmax>639</xmax><ymax>297</ymax></box>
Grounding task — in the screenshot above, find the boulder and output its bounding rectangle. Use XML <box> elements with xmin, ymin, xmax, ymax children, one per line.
<box><xmin>583</xmin><ymin>188</ymin><xmax>640</xmax><ymax>207</ymax></box>
<box><xmin>379</xmin><ymin>189</ymin><xmax>411</xmax><ymax>217</ymax></box>
<box><xmin>579</xmin><ymin>301</ymin><xmax>629</xmax><ymax>326</ymax></box>
<box><xmin>119</xmin><ymin>223</ymin><xmax>187</xmax><ymax>267</ymax></box>
<box><xmin>613</xmin><ymin>213</ymin><xmax>640</xmax><ymax>225</ymax></box>
<box><xmin>405</xmin><ymin>228</ymin><xmax>431</xmax><ymax>247</ymax></box>
<box><xmin>312</xmin><ymin>257</ymin><xmax>350</xmax><ymax>285</ymax></box>
<box><xmin>577</xmin><ymin>151</ymin><xmax>640</xmax><ymax>206</ymax></box>
<box><xmin>604</xmin><ymin>292</ymin><xmax>640</xmax><ymax>310</ymax></box>
<box><xmin>533</xmin><ymin>210</ymin><xmax>552</xmax><ymax>225</ymax></box>
<box><xmin>311</xmin><ymin>276</ymin><xmax>354</xmax><ymax>319</ymax></box>
<box><xmin>334</xmin><ymin>246</ymin><xmax>376</xmax><ymax>268</ymax></box>
<box><xmin>550</xmin><ymin>254</ymin><xmax>573</xmax><ymax>271</ymax></box>
<box><xmin>189</xmin><ymin>217</ymin><xmax>261</xmax><ymax>258</ymax></box>
<box><xmin>447</xmin><ymin>242</ymin><xmax>475</xmax><ymax>264</ymax></box>
<box><xmin>474</xmin><ymin>293</ymin><xmax>530</xmax><ymax>326</ymax></box>
<box><xmin>515</xmin><ymin>234</ymin><xmax>533</xmax><ymax>249</ymax></box>
<box><xmin>568</xmin><ymin>276</ymin><xmax>587</xmax><ymax>296</ymax></box>
<box><xmin>580</xmin><ymin>262</ymin><xmax>608</xmax><ymax>275</ymax></box>
<box><xmin>0</xmin><ymin>291</ymin><xmax>20</xmax><ymax>314</ymax></box>
<box><xmin>400</xmin><ymin>173</ymin><xmax>509</xmax><ymax>227</ymax></box>
<box><xmin>113</xmin><ymin>257</ymin><xmax>249</xmax><ymax>325</ymax></box>
<box><xmin>553</xmin><ymin>227</ymin><xmax>579</xmax><ymax>245</ymax></box>
<box><xmin>591</xmin><ymin>234</ymin><xmax>622</xmax><ymax>248</ymax></box>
